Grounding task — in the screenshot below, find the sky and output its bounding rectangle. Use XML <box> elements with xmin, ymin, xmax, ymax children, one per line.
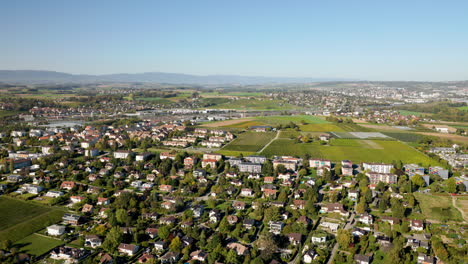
<box><xmin>1</xmin><ymin>0</ymin><xmax>468</xmax><ymax>81</ymax></box>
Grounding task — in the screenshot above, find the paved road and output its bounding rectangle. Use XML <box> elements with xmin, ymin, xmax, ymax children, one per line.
<box><xmin>326</xmin><ymin>212</ymin><xmax>356</xmax><ymax>264</ymax></box>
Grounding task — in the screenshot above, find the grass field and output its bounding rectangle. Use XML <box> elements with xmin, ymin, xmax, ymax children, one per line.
<box><xmin>414</xmin><ymin>193</ymin><xmax>463</xmax><ymax>222</ymax></box>
<box><xmin>0</xmin><ymin>110</ymin><xmax>25</xmax><ymax>118</ymax></box>
<box><xmin>216</xmin><ymin>150</ymin><xmax>257</xmax><ymax>157</ymax></box>
<box><xmin>222</xmin><ymin>131</ymin><xmax>276</xmax><ymax>152</ymax></box>
<box><xmin>222</xmin><ymin>120</ymin><xmax>269</xmax><ymax>128</ymax></box>
<box><xmin>279</xmin><ymin>130</ymin><xmax>322</xmax><ymax>138</ymax></box>
<box><xmin>399</xmin><ymin>110</ymin><xmax>428</xmax><ymax>117</ymax></box>
<box><xmin>457</xmin><ymin>106</ymin><xmax>468</xmax><ymax>111</ymax></box>
<box><xmin>299</xmin><ymin>123</ymin><xmax>345</xmax><ymax>132</ymax></box>
<box><xmin>208</xmin><ymin>99</ymin><xmax>298</xmax><ymax>110</ymax></box>
<box><xmin>15</xmin><ymin>234</ymin><xmax>63</xmax><ymax>256</ymax></box>
<box><xmin>256</xmin><ymin>115</ymin><xmax>329</xmax><ymax>125</ymax></box>
<box><xmin>137</xmin><ymin>97</ymin><xmax>173</xmax><ymax>104</ymax></box>
<box><xmin>260</xmin><ymin>138</ymin><xmax>442</xmax><ymax>166</ymax></box>
<box><xmin>0</xmin><ymin>196</ymin><xmax>65</xmax><ymax>242</ymax></box>
<box><xmin>201</xmin><ymin>92</ymin><xmax>264</xmax><ymax>97</ymax></box>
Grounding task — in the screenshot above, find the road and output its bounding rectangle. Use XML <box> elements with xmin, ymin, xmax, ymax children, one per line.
<box><xmin>326</xmin><ymin>212</ymin><xmax>356</xmax><ymax>264</ymax></box>
<box><xmin>452</xmin><ymin>196</ymin><xmax>467</xmax><ymax>222</ymax></box>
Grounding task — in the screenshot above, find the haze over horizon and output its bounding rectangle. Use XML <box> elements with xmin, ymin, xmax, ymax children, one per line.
<box><xmin>1</xmin><ymin>0</ymin><xmax>468</xmax><ymax>81</ymax></box>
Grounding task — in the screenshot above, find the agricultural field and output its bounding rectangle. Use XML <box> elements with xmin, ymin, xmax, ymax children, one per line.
<box><xmin>260</xmin><ymin>138</ymin><xmax>442</xmax><ymax>166</ymax></box>
<box><xmin>457</xmin><ymin>106</ymin><xmax>468</xmax><ymax>111</ymax></box>
<box><xmin>0</xmin><ymin>196</ymin><xmax>65</xmax><ymax>242</ymax></box>
<box><xmin>222</xmin><ymin>120</ymin><xmax>269</xmax><ymax>129</ymax></box>
<box><xmin>331</xmin><ymin>132</ymin><xmax>390</xmax><ymax>139</ymax></box>
<box><xmin>279</xmin><ymin>130</ymin><xmax>322</xmax><ymax>139</ymax></box>
<box><xmin>0</xmin><ymin>110</ymin><xmax>25</xmax><ymax>118</ymax></box>
<box><xmin>208</xmin><ymin>99</ymin><xmax>298</xmax><ymax>110</ymax></box>
<box><xmin>136</xmin><ymin>97</ymin><xmax>173</xmax><ymax>104</ymax></box>
<box><xmin>415</xmin><ymin>132</ymin><xmax>468</xmax><ymax>145</ymax></box>
<box><xmin>222</xmin><ymin>131</ymin><xmax>277</xmax><ymax>152</ymax></box>
<box><xmin>399</xmin><ymin>110</ymin><xmax>428</xmax><ymax>116</ymax></box>
<box><xmin>299</xmin><ymin>123</ymin><xmax>345</xmax><ymax>132</ymax></box>
<box><xmin>201</xmin><ymin>91</ymin><xmax>264</xmax><ymax>97</ymax></box>
<box><xmin>15</xmin><ymin>233</ymin><xmax>63</xmax><ymax>257</ymax></box>
<box><xmin>256</xmin><ymin>115</ymin><xmax>329</xmax><ymax>125</ymax></box>
<box><xmin>382</xmin><ymin>132</ymin><xmax>424</xmax><ymax>142</ymax></box>
<box><xmin>413</xmin><ymin>193</ymin><xmax>464</xmax><ymax>222</ymax></box>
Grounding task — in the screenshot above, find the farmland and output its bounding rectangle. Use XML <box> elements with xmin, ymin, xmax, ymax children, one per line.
<box><xmin>0</xmin><ymin>196</ymin><xmax>65</xmax><ymax>242</ymax></box>
<box><xmin>260</xmin><ymin>138</ymin><xmax>442</xmax><ymax>166</ymax></box>
<box><xmin>413</xmin><ymin>193</ymin><xmax>464</xmax><ymax>222</ymax></box>
<box><xmin>15</xmin><ymin>234</ymin><xmax>63</xmax><ymax>257</ymax></box>
<box><xmin>222</xmin><ymin>131</ymin><xmax>277</xmax><ymax>152</ymax></box>
<box><xmin>208</xmin><ymin>99</ymin><xmax>298</xmax><ymax>110</ymax></box>
<box><xmin>256</xmin><ymin>115</ymin><xmax>329</xmax><ymax>125</ymax></box>
<box><xmin>382</xmin><ymin>132</ymin><xmax>424</xmax><ymax>142</ymax></box>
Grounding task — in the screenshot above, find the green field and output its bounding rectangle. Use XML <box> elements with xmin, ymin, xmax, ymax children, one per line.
<box><xmin>260</xmin><ymin>138</ymin><xmax>442</xmax><ymax>166</ymax></box>
<box><xmin>137</xmin><ymin>97</ymin><xmax>173</xmax><ymax>104</ymax></box>
<box><xmin>414</xmin><ymin>193</ymin><xmax>463</xmax><ymax>222</ymax></box>
<box><xmin>299</xmin><ymin>123</ymin><xmax>345</xmax><ymax>132</ymax></box>
<box><xmin>256</xmin><ymin>115</ymin><xmax>329</xmax><ymax>125</ymax></box>
<box><xmin>457</xmin><ymin>106</ymin><xmax>468</xmax><ymax>111</ymax></box>
<box><xmin>15</xmin><ymin>234</ymin><xmax>63</xmax><ymax>256</ymax></box>
<box><xmin>208</xmin><ymin>99</ymin><xmax>298</xmax><ymax>110</ymax></box>
<box><xmin>382</xmin><ymin>132</ymin><xmax>424</xmax><ymax>142</ymax></box>
<box><xmin>399</xmin><ymin>110</ymin><xmax>428</xmax><ymax>117</ymax></box>
<box><xmin>279</xmin><ymin>130</ymin><xmax>322</xmax><ymax>139</ymax></box>
<box><xmin>201</xmin><ymin>92</ymin><xmax>264</xmax><ymax>97</ymax></box>
<box><xmin>222</xmin><ymin>131</ymin><xmax>277</xmax><ymax>152</ymax></box>
<box><xmin>0</xmin><ymin>196</ymin><xmax>65</xmax><ymax>242</ymax></box>
<box><xmin>222</xmin><ymin>120</ymin><xmax>269</xmax><ymax>128</ymax></box>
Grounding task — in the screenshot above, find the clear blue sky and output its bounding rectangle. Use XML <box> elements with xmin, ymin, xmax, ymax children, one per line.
<box><xmin>1</xmin><ymin>0</ymin><xmax>467</xmax><ymax>81</ymax></box>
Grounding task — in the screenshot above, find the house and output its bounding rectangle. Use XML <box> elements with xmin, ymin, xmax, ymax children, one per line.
<box><xmin>352</xmin><ymin>227</ymin><xmax>369</xmax><ymax>237</ymax></box>
<box><xmin>118</xmin><ymin>243</ymin><xmax>139</xmax><ymax>256</ymax></box>
<box><xmin>309</xmin><ymin>159</ymin><xmax>332</xmax><ymax>168</ymax></box>
<box><xmin>113</xmin><ymin>150</ymin><xmax>133</xmax><ymax>159</ymax></box>
<box><xmin>97</xmin><ymin>197</ymin><xmax>110</xmax><ymax>206</ymax></box>
<box><xmin>320</xmin><ymin>203</ymin><xmax>349</xmax><ymax>216</ymax></box>
<box><xmin>292</xmin><ymin>200</ymin><xmax>306</xmax><ymax>210</ymax></box>
<box><xmin>311</xmin><ymin>234</ymin><xmax>327</xmax><ymax>243</ymax></box>
<box><xmin>405</xmin><ymin>164</ymin><xmax>425</xmax><ymax>176</ymax></box>
<box><xmin>298</xmin><ymin>215</ymin><xmax>310</xmax><ymax>226</ymax></box>
<box><xmin>319</xmin><ymin>221</ymin><xmax>340</xmax><ymax>232</ymax></box>
<box><xmin>60</xmin><ymin>181</ymin><xmax>76</xmax><ymax>190</ymax></box>
<box><xmin>241</xmin><ymin>188</ymin><xmax>254</xmax><ymax>197</ymax></box>
<box><xmin>190</xmin><ymin>250</ymin><xmax>208</xmax><ymax>262</ymax></box>
<box><xmin>319</xmin><ymin>134</ymin><xmax>331</xmax><ymax>141</ymax></box>
<box><xmin>203</xmin><ymin>153</ymin><xmax>222</xmax><ymax>161</ymax></box>
<box><xmin>193</xmin><ymin>169</ymin><xmax>206</xmax><ymax>177</ymax></box>
<box><xmin>268</xmin><ymin>221</ymin><xmax>284</xmax><ymax>234</ymax></box>
<box><xmin>263</xmin><ymin>188</ymin><xmax>277</xmax><ymax>199</ymax></box>
<box><xmin>417</xmin><ymin>253</ymin><xmax>436</xmax><ymax>264</ymax></box>
<box><xmin>138</xmin><ymin>253</ymin><xmax>155</xmax><ymax>263</ymax></box>
<box><xmin>82</xmin><ymin>204</ymin><xmax>94</xmax><ymax>213</ymax></box>
<box><xmin>226</xmin><ymin>242</ymin><xmax>250</xmax><ymax>256</ymax></box>
<box><xmin>245</xmin><ymin>155</ymin><xmax>267</xmax><ymax>164</ymax></box>
<box><xmin>70</xmin><ymin>196</ymin><xmax>85</xmax><ymax>204</ymax></box>
<box><xmin>160</xmin><ymin>152</ymin><xmax>176</xmax><ymax>160</ymax></box>
<box><xmin>363</xmin><ymin>162</ymin><xmax>393</xmax><ymax>173</ymax></box>
<box><xmin>50</xmin><ymin>246</ymin><xmax>88</xmax><ymax>262</ymax></box>
<box><xmin>227</xmin><ymin>158</ymin><xmax>243</xmax><ymax>167</ymax></box>
<box><xmin>85</xmin><ymin>148</ymin><xmax>99</xmax><ymax>157</ymax></box>
<box><xmin>358</xmin><ymin>213</ymin><xmax>373</xmax><ymax>225</ymax></box>
<box><xmin>159</xmin><ymin>216</ymin><xmax>177</xmax><ymax>225</ymax></box>
<box><xmin>227</xmin><ymin>215</ymin><xmax>239</xmax><ymax>225</ymax></box>
<box><xmin>45</xmin><ymin>191</ymin><xmax>64</xmax><ymax>198</ymax></box>
<box><xmin>85</xmin><ymin>235</ymin><xmax>102</xmax><ymax>248</ymax></box>
<box><xmin>159</xmin><ymin>184</ymin><xmax>173</xmax><ymax>192</ymax></box>
<box><xmin>381</xmin><ymin>216</ymin><xmax>399</xmax><ymax>225</ymax></box>
<box><xmin>348</xmin><ymin>190</ymin><xmax>359</xmax><ymax>201</ymax></box>
<box><xmin>367</xmin><ymin>172</ymin><xmax>398</xmax><ymax>185</ymax></box>
<box><xmin>355</xmin><ymin>254</ymin><xmax>371</xmax><ymax>264</ymax></box>
<box><xmin>135</xmin><ymin>152</ymin><xmax>151</xmax><ymax>161</ymax></box>
<box><xmin>288</xmin><ymin>233</ymin><xmax>302</xmax><ymax>245</ymax></box>
<box><xmin>192</xmin><ymin>205</ymin><xmax>204</xmax><ymax>218</ymax></box>
<box><xmin>232</xmin><ymin>201</ymin><xmax>246</xmax><ymax>210</ymax></box>
<box><xmin>62</xmin><ymin>214</ymin><xmax>83</xmax><ymax>225</ymax></box>
<box><xmin>342</xmin><ymin>165</ymin><xmax>353</xmax><ymax>176</ymax></box>
<box><xmin>209</xmin><ymin>210</ymin><xmax>220</xmax><ymax>223</ymax></box>
<box><xmin>184</xmin><ymin>157</ymin><xmax>198</xmax><ymax>168</ymax></box>
<box><xmin>428</xmin><ymin>166</ymin><xmax>449</xmax><ymax>179</ymax></box>
<box><xmin>250</xmin><ymin>125</ymin><xmax>272</xmax><ymax>132</ymax></box>
<box><xmin>410</xmin><ymin>219</ymin><xmax>424</xmax><ymax>231</ymax></box>
<box><xmin>7</xmin><ymin>175</ymin><xmax>22</xmax><ymax>183</ymax></box>
<box><xmin>243</xmin><ymin>218</ymin><xmax>255</xmax><ymax>229</ymax></box>
<box><xmin>154</xmin><ymin>241</ymin><xmax>167</xmax><ymax>251</ymax></box>
<box><xmin>160</xmin><ymin>251</ymin><xmax>180</xmax><ymax>263</ymax></box>
<box><xmin>273</xmin><ymin>159</ymin><xmax>297</xmax><ymax>171</ymax></box>
<box><xmin>47</xmin><ymin>225</ymin><xmax>66</xmax><ymax>236</ymax></box>
<box><xmin>264</xmin><ymin>176</ymin><xmax>274</xmax><ymax>183</ymax></box>
<box><xmin>303</xmin><ymin>249</ymin><xmax>318</xmax><ymax>263</ymax></box>
<box><xmin>201</xmin><ymin>159</ymin><xmax>217</xmax><ymax>168</ymax></box>
<box><xmin>238</xmin><ymin>162</ymin><xmax>262</xmax><ymax>173</ymax></box>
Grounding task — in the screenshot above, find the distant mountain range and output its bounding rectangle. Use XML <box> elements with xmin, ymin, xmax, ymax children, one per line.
<box><xmin>0</xmin><ymin>70</ymin><xmax>353</xmax><ymax>85</ymax></box>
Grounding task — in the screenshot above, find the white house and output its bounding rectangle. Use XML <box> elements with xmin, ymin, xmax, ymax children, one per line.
<box><xmin>311</xmin><ymin>234</ymin><xmax>327</xmax><ymax>243</ymax></box>
<box><xmin>47</xmin><ymin>224</ymin><xmax>66</xmax><ymax>236</ymax></box>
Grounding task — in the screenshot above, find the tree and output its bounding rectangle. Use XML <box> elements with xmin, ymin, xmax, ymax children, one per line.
<box><xmin>356</xmin><ymin>200</ymin><xmax>367</xmax><ymax>214</ymax></box>
<box><xmin>158</xmin><ymin>225</ymin><xmax>171</xmax><ymax>240</ymax></box>
<box><xmin>255</xmin><ymin>233</ymin><xmax>278</xmax><ymax>261</ymax></box>
<box><xmin>411</xmin><ymin>175</ymin><xmax>426</xmax><ymax>188</ymax></box>
<box><xmin>116</xmin><ymin>209</ymin><xmax>130</xmax><ymax>225</ymax></box>
<box><xmin>102</xmin><ymin>227</ymin><xmax>123</xmax><ymax>253</ymax></box>
<box><xmin>226</xmin><ymin>249</ymin><xmax>240</xmax><ymax>264</ymax></box>
<box><xmin>262</xmin><ymin>160</ymin><xmax>273</xmax><ymax>175</ymax></box>
<box><xmin>392</xmin><ymin>201</ymin><xmax>405</xmax><ymax>218</ymax></box>
<box><xmin>337</xmin><ymin>229</ymin><xmax>352</xmax><ymax>249</ymax></box>
<box><xmin>445</xmin><ymin>178</ymin><xmax>457</xmax><ymax>193</ymax></box>
<box><xmin>169</xmin><ymin>236</ymin><xmax>182</xmax><ymax>252</ymax></box>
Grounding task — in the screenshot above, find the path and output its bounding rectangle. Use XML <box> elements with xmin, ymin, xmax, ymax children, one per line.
<box><xmin>326</xmin><ymin>212</ymin><xmax>356</xmax><ymax>264</ymax></box>
<box><xmin>257</xmin><ymin>130</ymin><xmax>280</xmax><ymax>153</ymax></box>
<box><xmin>452</xmin><ymin>196</ymin><xmax>467</xmax><ymax>222</ymax></box>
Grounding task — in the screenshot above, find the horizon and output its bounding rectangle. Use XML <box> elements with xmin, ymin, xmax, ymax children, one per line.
<box><xmin>1</xmin><ymin>1</ymin><xmax>468</xmax><ymax>81</ymax></box>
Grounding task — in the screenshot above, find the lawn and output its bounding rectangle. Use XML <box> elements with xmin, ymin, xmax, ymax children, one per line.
<box><xmin>413</xmin><ymin>193</ymin><xmax>463</xmax><ymax>222</ymax></box>
<box><xmin>15</xmin><ymin>233</ymin><xmax>63</xmax><ymax>257</ymax></box>
<box><xmin>222</xmin><ymin>131</ymin><xmax>277</xmax><ymax>152</ymax></box>
<box><xmin>260</xmin><ymin>139</ymin><xmax>442</xmax><ymax>166</ymax></box>
<box><xmin>0</xmin><ymin>196</ymin><xmax>65</xmax><ymax>242</ymax></box>
<box><xmin>382</xmin><ymin>132</ymin><xmax>424</xmax><ymax>142</ymax></box>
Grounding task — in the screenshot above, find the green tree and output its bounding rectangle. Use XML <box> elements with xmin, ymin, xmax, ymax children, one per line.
<box><xmin>158</xmin><ymin>225</ymin><xmax>171</xmax><ymax>240</ymax></box>
<box><xmin>337</xmin><ymin>229</ymin><xmax>352</xmax><ymax>249</ymax></box>
<box><xmin>445</xmin><ymin>178</ymin><xmax>457</xmax><ymax>193</ymax></box>
<box><xmin>169</xmin><ymin>236</ymin><xmax>182</xmax><ymax>252</ymax></box>
<box><xmin>226</xmin><ymin>249</ymin><xmax>240</xmax><ymax>264</ymax></box>
<box><xmin>102</xmin><ymin>227</ymin><xmax>123</xmax><ymax>253</ymax></box>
